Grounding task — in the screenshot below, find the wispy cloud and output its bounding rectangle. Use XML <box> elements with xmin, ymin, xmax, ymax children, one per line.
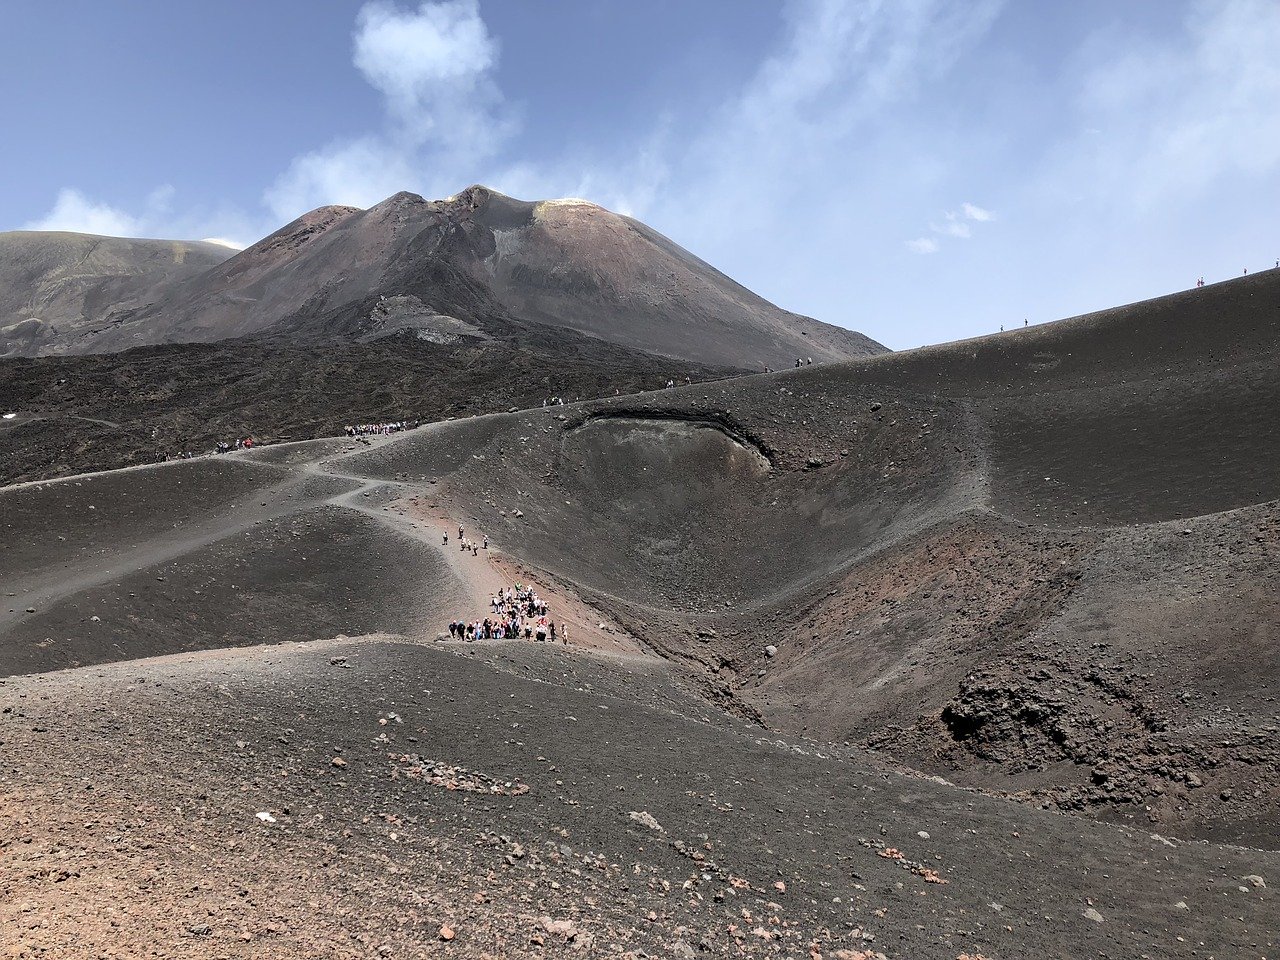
<box><xmin>905</xmin><ymin>237</ymin><xmax>940</xmax><ymax>254</ymax></box>
<box><xmin>915</xmin><ymin>200</ymin><xmax>994</xmax><ymax>251</ymax></box>
<box><xmin>931</xmin><ymin>212</ymin><xmax>971</xmax><ymax>238</ymax></box>
<box><xmin>22</xmin><ymin>183</ymin><xmax>255</xmax><ymax>246</ymax></box>
<box><xmin>22</xmin><ymin>186</ymin><xmax>176</xmax><ymax>237</ymax></box>
<box><xmin>1060</xmin><ymin>0</ymin><xmax>1280</xmax><ymax>208</ymax></box>
<box><xmin>265</xmin><ymin>0</ymin><xmax>510</xmax><ymax>221</ymax></box>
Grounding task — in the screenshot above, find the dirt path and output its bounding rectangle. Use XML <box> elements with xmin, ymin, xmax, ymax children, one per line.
<box><xmin>2</xmin><ymin>423</ymin><xmax>649</xmax><ymax>667</ymax></box>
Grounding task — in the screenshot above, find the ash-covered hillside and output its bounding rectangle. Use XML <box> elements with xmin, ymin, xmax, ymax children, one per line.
<box><xmin>0</xmin><ymin>186</ymin><xmax>885</xmax><ymax>369</ymax></box>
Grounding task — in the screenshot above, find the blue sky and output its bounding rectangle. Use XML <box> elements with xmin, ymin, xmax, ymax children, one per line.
<box><xmin>2</xmin><ymin>0</ymin><xmax>1277</xmax><ymax>349</ymax></box>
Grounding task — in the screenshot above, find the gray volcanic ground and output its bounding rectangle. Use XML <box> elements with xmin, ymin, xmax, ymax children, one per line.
<box><xmin>0</xmin><ymin>186</ymin><xmax>884</xmax><ymax>369</ymax></box>
<box><xmin>1</xmin><ymin>271</ymin><xmax>1277</xmax><ymax>958</ymax></box>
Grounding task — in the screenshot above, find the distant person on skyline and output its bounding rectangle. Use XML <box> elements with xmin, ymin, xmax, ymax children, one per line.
<box><xmin>1197</xmin><ymin>277</ymin><xmax>1204</xmax><ymax>287</ymax></box>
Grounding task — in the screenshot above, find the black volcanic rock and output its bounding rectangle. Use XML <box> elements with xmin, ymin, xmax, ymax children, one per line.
<box><xmin>0</xmin><ymin>187</ymin><xmax>886</xmax><ymax>368</ymax></box>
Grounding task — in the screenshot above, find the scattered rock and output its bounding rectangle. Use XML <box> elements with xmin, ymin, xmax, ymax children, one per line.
<box><xmin>628</xmin><ymin>810</ymin><xmax>664</xmax><ymax>832</ymax></box>
<box><xmin>764</xmin><ymin>645</ymin><xmax>778</xmax><ymax>658</ymax></box>
<box><xmin>1083</xmin><ymin>907</ymin><xmax>1105</xmax><ymax>923</ymax></box>
<box><xmin>439</xmin><ymin>924</ymin><xmax>455</xmax><ymax>941</ymax></box>
<box><xmin>539</xmin><ymin>917</ymin><xmax>577</xmax><ymax>940</ymax></box>
<box><xmin>391</xmin><ymin>755</ymin><xmax>529</xmax><ymax>795</ymax></box>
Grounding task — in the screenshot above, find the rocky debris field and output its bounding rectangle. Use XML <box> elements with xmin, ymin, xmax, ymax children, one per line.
<box><xmin>2</xmin><ymin>638</ymin><xmax>1274</xmax><ymax>959</ymax></box>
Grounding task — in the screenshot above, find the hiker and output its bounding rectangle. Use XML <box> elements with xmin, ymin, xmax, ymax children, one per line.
<box><xmin>549</xmin><ymin>622</ymin><xmax>557</xmax><ymax>643</ymax></box>
<box><xmin>443</xmin><ymin>532</ymin><xmax>448</xmax><ymax>545</ymax></box>
<box><xmin>483</xmin><ymin>535</ymin><xmax>489</xmax><ymax>549</ymax></box>
<box><xmin>458</xmin><ymin>524</ymin><xmax>464</xmax><ymax>540</ymax></box>
<box><xmin>795</xmin><ymin>358</ymin><xmax>801</xmax><ymax>368</ymax></box>
<box><xmin>560</xmin><ymin>623</ymin><xmax>568</xmax><ymax>646</ymax></box>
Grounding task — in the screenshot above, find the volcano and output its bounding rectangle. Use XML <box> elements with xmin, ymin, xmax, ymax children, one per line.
<box><xmin>0</xmin><ymin>186</ymin><xmax>884</xmax><ymax>368</ymax></box>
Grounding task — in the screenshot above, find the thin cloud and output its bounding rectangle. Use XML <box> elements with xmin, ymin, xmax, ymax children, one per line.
<box><xmin>932</xmin><ymin>212</ymin><xmax>972</xmax><ymax>238</ymax></box>
<box><xmin>264</xmin><ymin>0</ymin><xmax>511</xmax><ymax>222</ymax></box>
<box><xmin>906</xmin><ymin>237</ymin><xmax>940</xmax><ymax>254</ymax></box>
<box><xmin>22</xmin><ymin>186</ymin><xmax>180</xmax><ymax>238</ymax></box>
<box><xmin>22</xmin><ymin>188</ymin><xmax>141</xmax><ymax>237</ymax></box>
<box><xmin>916</xmin><ymin>201</ymin><xmax>994</xmax><ymax>249</ymax></box>
<box><xmin>1062</xmin><ymin>0</ymin><xmax>1280</xmax><ymax>207</ymax></box>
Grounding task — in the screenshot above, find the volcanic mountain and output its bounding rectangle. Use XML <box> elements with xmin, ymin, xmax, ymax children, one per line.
<box><xmin>0</xmin><ymin>186</ymin><xmax>884</xmax><ymax>367</ymax></box>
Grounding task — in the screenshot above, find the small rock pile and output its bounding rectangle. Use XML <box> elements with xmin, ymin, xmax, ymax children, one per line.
<box><xmin>390</xmin><ymin>754</ymin><xmax>530</xmax><ymax>795</ymax></box>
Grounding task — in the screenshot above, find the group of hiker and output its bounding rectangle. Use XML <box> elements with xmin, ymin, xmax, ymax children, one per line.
<box><xmin>447</xmin><ymin>582</ymin><xmax>568</xmax><ymax>645</ymax></box>
<box><xmin>215</xmin><ymin>437</ymin><xmax>255</xmax><ymax>454</ymax></box>
<box><xmin>443</xmin><ymin>524</ymin><xmax>488</xmax><ymax>556</ymax></box>
<box><xmin>345</xmin><ymin>421</ymin><xmax>416</xmax><ymax>437</ymax></box>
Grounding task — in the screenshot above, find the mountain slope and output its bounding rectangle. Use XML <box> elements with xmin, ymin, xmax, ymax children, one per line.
<box><xmin>2</xmin><ymin>269</ymin><xmax>1278</xmax><ymax>958</ymax></box>
<box><xmin>0</xmin><ymin>232</ymin><xmax>232</xmax><ymax>356</ymax></box>
<box><xmin>325</xmin><ymin>268</ymin><xmax>1280</xmax><ymax>845</ymax></box>
<box><xmin>0</xmin><ymin>186</ymin><xmax>886</xmax><ymax>367</ymax></box>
